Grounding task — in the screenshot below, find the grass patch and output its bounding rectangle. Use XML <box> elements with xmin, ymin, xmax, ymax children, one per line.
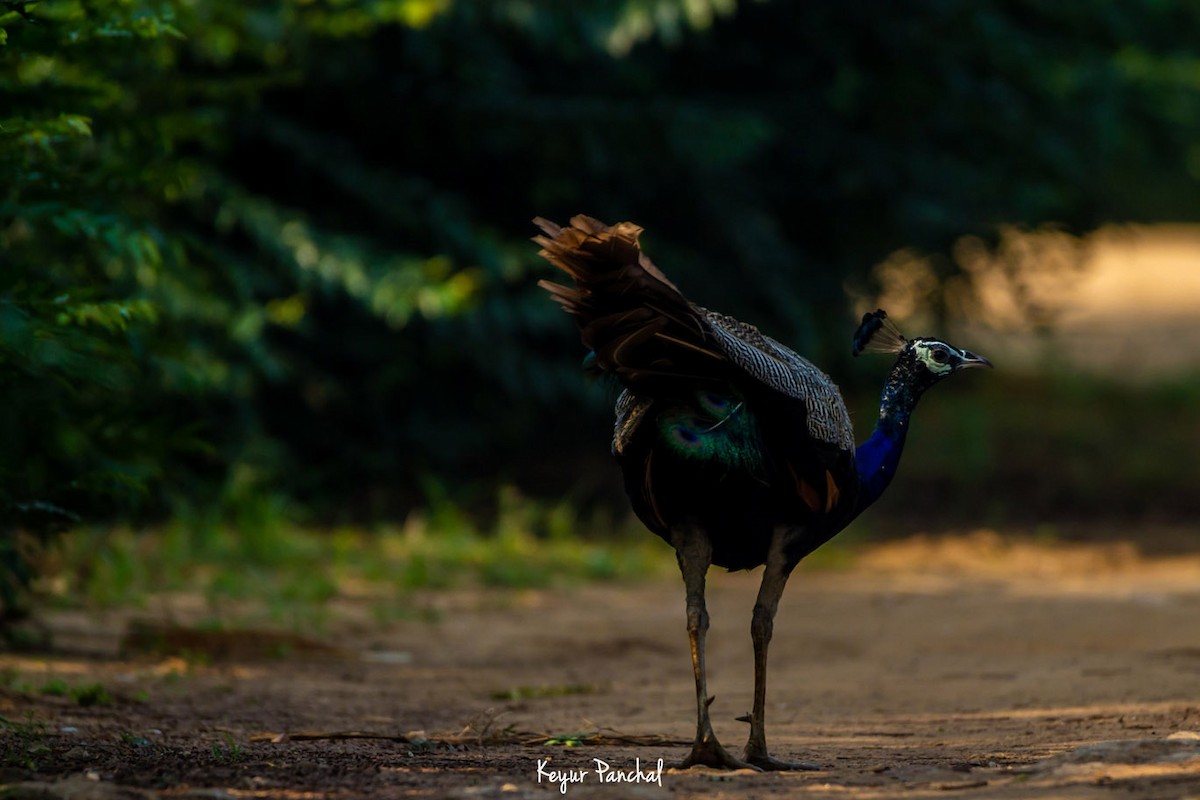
<box><xmin>36</xmin><ymin>679</ymin><xmax>113</xmax><ymax>706</ymax></box>
<box><xmin>489</xmin><ymin>683</ymin><xmax>601</xmax><ymax>701</ymax></box>
<box><xmin>0</xmin><ymin>672</ymin><xmax>114</xmax><ymax>708</ymax></box>
<box><xmin>47</xmin><ymin>487</ymin><xmax>674</xmax><ymax>629</ymax></box>
<box><xmin>70</xmin><ymin>682</ymin><xmax>112</xmax><ymax>707</ymax></box>
<box><xmin>210</xmin><ymin>732</ymin><xmax>245</xmax><ymax>764</ymax></box>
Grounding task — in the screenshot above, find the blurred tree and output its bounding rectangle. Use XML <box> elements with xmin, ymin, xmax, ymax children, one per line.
<box><xmin>1</xmin><ymin>0</ymin><xmax>183</xmax><ymax>624</ymax></box>
<box><xmin>217</xmin><ymin>0</ymin><xmax>1200</xmax><ymax>509</ymax></box>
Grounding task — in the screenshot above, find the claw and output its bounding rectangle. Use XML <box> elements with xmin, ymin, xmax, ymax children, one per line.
<box><xmin>673</xmin><ymin>739</ymin><xmax>763</xmax><ymax>772</ymax></box>
<box><xmin>743</xmin><ymin>750</ymin><xmax>822</xmax><ymax>772</ymax></box>
<box><xmin>735</xmin><ymin>713</ymin><xmax>752</xmax><ymax>723</ymax></box>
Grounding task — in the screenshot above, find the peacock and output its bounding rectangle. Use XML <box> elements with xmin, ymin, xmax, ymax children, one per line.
<box><xmin>535</xmin><ymin>215</ymin><xmax>990</xmax><ymax>771</ymax></box>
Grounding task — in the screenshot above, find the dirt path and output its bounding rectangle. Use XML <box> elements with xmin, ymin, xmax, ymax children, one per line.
<box><xmin>4</xmin><ymin>531</ymin><xmax>1200</xmax><ymax>798</ymax></box>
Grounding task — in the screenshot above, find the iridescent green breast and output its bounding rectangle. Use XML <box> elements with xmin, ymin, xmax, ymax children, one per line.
<box><xmin>656</xmin><ymin>389</ymin><xmax>766</xmax><ymax>473</ymax></box>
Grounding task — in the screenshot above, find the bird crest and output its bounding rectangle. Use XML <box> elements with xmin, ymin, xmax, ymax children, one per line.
<box><xmin>852</xmin><ymin>309</ymin><xmax>907</xmax><ymax>356</ymax></box>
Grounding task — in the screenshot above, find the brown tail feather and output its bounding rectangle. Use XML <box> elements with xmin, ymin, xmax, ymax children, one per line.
<box><xmin>536</xmin><ymin>278</ymin><xmax>584</xmax><ymax>315</ymax></box>
<box><xmin>535</xmin><ymin>215</ymin><xmax>731</xmax><ymax>393</ymax></box>
<box><xmin>535</xmin><ymin>215</ymin><xmax>678</xmax><ymax>292</ymax></box>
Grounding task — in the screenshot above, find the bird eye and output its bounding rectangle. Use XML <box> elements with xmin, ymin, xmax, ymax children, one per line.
<box><xmin>930</xmin><ymin>346</ymin><xmax>950</xmax><ymax>363</ymax></box>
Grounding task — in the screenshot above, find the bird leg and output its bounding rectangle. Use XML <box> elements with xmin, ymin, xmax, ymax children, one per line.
<box><xmin>670</xmin><ymin>528</ymin><xmax>758</xmax><ymax>771</ymax></box>
<box><xmin>742</xmin><ymin>533</ymin><xmax>821</xmax><ymax>771</ymax></box>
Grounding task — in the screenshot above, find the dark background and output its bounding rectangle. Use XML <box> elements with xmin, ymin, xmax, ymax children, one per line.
<box><xmin>4</xmin><ymin>0</ymin><xmax>1200</xmax><ymax>616</ymax></box>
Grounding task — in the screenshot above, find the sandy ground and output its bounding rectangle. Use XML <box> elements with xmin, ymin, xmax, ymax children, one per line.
<box><xmin>4</xmin><ymin>530</ymin><xmax>1200</xmax><ymax>798</ymax></box>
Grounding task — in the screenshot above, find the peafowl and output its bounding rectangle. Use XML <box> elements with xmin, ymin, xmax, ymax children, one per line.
<box><xmin>535</xmin><ymin>215</ymin><xmax>990</xmax><ymax>771</ymax></box>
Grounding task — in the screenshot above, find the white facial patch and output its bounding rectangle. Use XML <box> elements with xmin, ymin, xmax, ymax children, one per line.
<box><xmin>913</xmin><ymin>341</ymin><xmax>954</xmax><ymax>375</ymax></box>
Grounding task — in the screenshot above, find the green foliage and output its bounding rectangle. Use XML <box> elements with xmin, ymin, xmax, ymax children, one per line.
<box><xmin>1</xmin><ymin>0</ymin><xmax>192</xmax><ymax>618</ymax></box>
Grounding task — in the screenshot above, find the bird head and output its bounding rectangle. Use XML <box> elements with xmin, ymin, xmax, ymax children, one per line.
<box><xmin>853</xmin><ymin>309</ymin><xmax>991</xmax><ymax>392</ymax></box>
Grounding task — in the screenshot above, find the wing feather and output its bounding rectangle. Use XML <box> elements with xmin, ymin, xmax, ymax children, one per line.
<box><xmin>535</xmin><ymin>215</ymin><xmax>853</xmax><ymax>452</ymax></box>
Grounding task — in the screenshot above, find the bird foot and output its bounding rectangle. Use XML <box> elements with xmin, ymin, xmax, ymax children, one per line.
<box><xmin>743</xmin><ymin>749</ymin><xmax>822</xmax><ymax>772</ymax></box>
<box><xmin>672</xmin><ymin>738</ymin><xmax>762</xmax><ymax>772</ymax></box>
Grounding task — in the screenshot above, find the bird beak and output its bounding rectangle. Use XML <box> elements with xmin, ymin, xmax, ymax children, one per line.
<box><xmin>957</xmin><ymin>350</ymin><xmax>993</xmax><ymax>369</ymax></box>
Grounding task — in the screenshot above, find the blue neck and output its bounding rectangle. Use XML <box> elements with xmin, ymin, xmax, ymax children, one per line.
<box><xmin>852</xmin><ymin>368</ymin><xmax>921</xmax><ymax>517</ymax></box>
